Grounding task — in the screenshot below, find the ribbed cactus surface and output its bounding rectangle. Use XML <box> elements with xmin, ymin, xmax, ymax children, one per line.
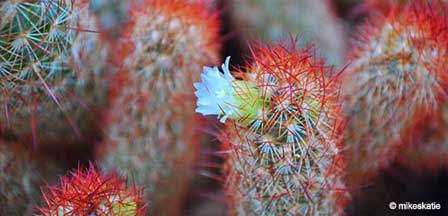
<box><xmin>343</xmin><ymin>1</ymin><xmax>448</xmax><ymax>184</ymax></box>
<box><xmin>98</xmin><ymin>0</ymin><xmax>220</xmax><ymax>215</ymax></box>
<box><xmin>195</xmin><ymin>42</ymin><xmax>347</xmax><ymax>215</ymax></box>
<box><xmin>0</xmin><ymin>0</ymin><xmax>107</xmax><ymax>147</ymax></box>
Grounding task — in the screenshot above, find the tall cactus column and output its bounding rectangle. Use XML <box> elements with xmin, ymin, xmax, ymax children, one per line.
<box><xmin>195</xmin><ymin>42</ymin><xmax>347</xmax><ymax>215</ymax></box>
<box><xmin>0</xmin><ymin>0</ymin><xmax>107</xmax><ymax>213</ymax></box>
<box><xmin>98</xmin><ymin>0</ymin><xmax>220</xmax><ymax>215</ymax></box>
<box><xmin>0</xmin><ymin>0</ymin><xmax>107</xmax><ymax>148</ymax></box>
<box><xmin>342</xmin><ymin>1</ymin><xmax>448</xmax><ymax>184</ymax></box>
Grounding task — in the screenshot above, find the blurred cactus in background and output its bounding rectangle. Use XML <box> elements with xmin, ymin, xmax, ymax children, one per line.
<box><xmin>98</xmin><ymin>0</ymin><xmax>220</xmax><ymax>215</ymax></box>
<box><xmin>0</xmin><ymin>0</ymin><xmax>107</xmax><ymax>148</ymax></box>
<box><xmin>342</xmin><ymin>1</ymin><xmax>448</xmax><ymax>185</ymax></box>
<box><xmin>36</xmin><ymin>163</ymin><xmax>145</xmax><ymax>215</ymax></box>
<box><xmin>195</xmin><ymin>41</ymin><xmax>347</xmax><ymax>215</ymax></box>
<box><xmin>90</xmin><ymin>0</ymin><xmax>129</xmax><ymax>41</ymax></box>
<box><xmin>231</xmin><ymin>0</ymin><xmax>346</xmax><ymax>66</ymax></box>
<box><xmin>0</xmin><ymin>141</ymin><xmax>39</xmax><ymax>215</ymax></box>
<box><xmin>366</xmin><ymin>0</ymin><xmax>448</xmax><ymax>176</ymax></box>
<box><xmin>397</xmin><ymin>103</ymin><xmax>448</xmax><ymax>171</ymax></box>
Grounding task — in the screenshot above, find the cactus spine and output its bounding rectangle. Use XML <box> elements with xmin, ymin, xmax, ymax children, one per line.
<box><xmin>195</xmin><ymin>42</ymin><xmax>347</xmax><ymax>215</ymax></box>
<box><xmin>98</xmin><ymin>0</ymin><xmax>220</xmax><ymax>214</ymax></box>
<box><xmin>0</xmin><ymin>0</ymin><xmax>107</xmax><ymax>147</ymax></box>
<box><xmin>342</xmin><ymin>1</ymin><xmax>448</xmax><ymax>183</ymax></box>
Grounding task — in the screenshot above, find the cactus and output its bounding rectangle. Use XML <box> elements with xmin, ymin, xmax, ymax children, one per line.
<box><xmin>195</xmin><ymin>42</ymin><xmax>347</xmax><ymax>215</ymax></box>
<box><xmin>342</xmin><ymin>1</ymin><xmax>448</xmax><ymax>184</ymax></box>
<box><xmin>231</xmin><ymin>0</ymin><xmax>346</xmax><ymax>66</ymax></box>
<box><xmin>97</xmin><ymin>0</ymin><xmax>220</xmax><ymax>215</ymax></box>
<box><xmin>0</xmin><ymin>141</ymin><xmax>40</xmax><ymax>215</ymax></box>
<box><xmin>0</xmin><ymin>0</ymin><xmax>107</xmax><ymax>147</ymax></box>
<box><xmin>35</xmin><ymin>163</ymin><xmax>145</xmax><ymax>215</ymax></box>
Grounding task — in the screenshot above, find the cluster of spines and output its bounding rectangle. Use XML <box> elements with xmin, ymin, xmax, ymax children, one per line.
<box><xmin>342</xmin><ymin>1</ymin><xmax>448</xmax><ymax>184</ymax></box>
<box><xmin>98</xmin><ymin>0</ymin><xmax>220</xmax><ymax>214</ymax></box>
<box><xmin>0</xmin><ymin>0</ymin><xmax>107</xmax><ymax>147</ymax></box>
<box><xmin>35</xmin><ymin>163</ymin><xmax>145</xmax><ymax>216</ymax></box>
<box><xmin>200</xmin><ymin>41</ymin><xmax>347</xmax><ymax>215</ymax></box>
<box><xmin>0</xmin><ymin>0</ymin><xmax>75</xmax><ymax>131</ymax></box>
<box><xmin>0</xmin><ymin>0</ymin><xmax>74</xmax><ymax>78</ymax></box>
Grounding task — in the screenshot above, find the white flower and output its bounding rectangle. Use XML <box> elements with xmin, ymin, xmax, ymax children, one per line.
<box><xmin>194</xmin><ymin>56</ymin><xmax>241</xmax><ymax>123</ymax></box>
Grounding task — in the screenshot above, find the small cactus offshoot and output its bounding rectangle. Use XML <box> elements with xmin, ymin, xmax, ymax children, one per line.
<box><xmin>35</xmin><ymin>163</ymin><xmax>145</xmax><ymax>216</ymax></box>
